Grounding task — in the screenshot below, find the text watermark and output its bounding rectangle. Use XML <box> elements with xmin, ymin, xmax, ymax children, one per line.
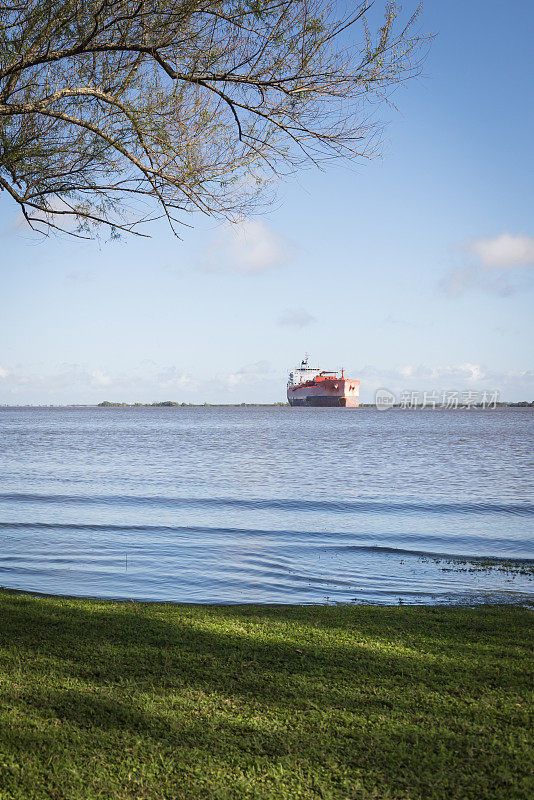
<box><xmin>375</xmin><ymin>389</ymin><xmax>500</xmax><ymax>411</ymax></box>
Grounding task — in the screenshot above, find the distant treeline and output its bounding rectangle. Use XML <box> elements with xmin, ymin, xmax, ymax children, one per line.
<box><xmin>97</xmin><ymin>401</ymin><xmax>288</xmax><ymax>407</ymax></box>
<box><xmin>2</xmin><ymin>401</ymin><xmax>532</xmax><ymax>409</ymax></box>
<box><xmin>96</xmin><ymin>400</ymin><xmax>534</xmax><ymax>408</ymax></box>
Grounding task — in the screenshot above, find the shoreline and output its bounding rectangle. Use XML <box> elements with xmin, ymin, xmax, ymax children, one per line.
<box><xmin>1</xmin><ymin>402</ymin><xmax>533</xmax><ymax>409</ymax></box>
<box><xmin>1</xmin><ymin>589</ymin><xmax>531</xmax><ymax>799</ymax></box>
<box><xmin>1</xmin><ymin>584</ymin><xmax>533</xmax><ymax>608</ymax></box>
<box><xmin>1</xmin><ymin>548</ymin><xmax>532</xmax><ymax>610</ymax></box>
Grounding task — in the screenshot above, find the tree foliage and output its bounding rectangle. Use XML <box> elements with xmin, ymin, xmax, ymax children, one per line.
<box><xmin>0</xmin><ymin>0</ymin><xmax>426</xmax><ymax>237</ymax></box>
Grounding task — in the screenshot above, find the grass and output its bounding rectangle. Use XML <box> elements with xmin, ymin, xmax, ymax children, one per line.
<box><xmin>0</xmin><ymin>591</ymin><xmax>532</xmax><ymax>800</ymax></box>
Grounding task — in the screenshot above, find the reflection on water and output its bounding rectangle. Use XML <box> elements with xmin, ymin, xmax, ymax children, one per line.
<box><xmin>0</xmin><ymin>406</ymin><xmax>532</xmax><ymax>604</ymax></box>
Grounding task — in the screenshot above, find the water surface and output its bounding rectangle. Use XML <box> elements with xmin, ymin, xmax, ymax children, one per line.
<box><xmin>0</xmin><ymin>406</ymin><xmax>532</xmax><ymax>604</ymax></box>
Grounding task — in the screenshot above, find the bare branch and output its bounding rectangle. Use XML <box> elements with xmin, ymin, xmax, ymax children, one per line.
<box><xmin>0</xmin><ymin>0</ymin><xmax>429</xmax><ymax>237</ymax></box>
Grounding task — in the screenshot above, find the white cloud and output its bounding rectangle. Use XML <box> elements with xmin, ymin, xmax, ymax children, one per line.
<box><xmin>471</xmin><ymin>233</ymin><xmax>534</xmax><ymax>270</ymax></box>
<box><xmin>221</xmin><ymin>373</ymin><xmax>243</xmax><ymax>390</ymax></box>
<box><xmin>66</xmin><ymin>269</ymin><xmax>96</xmax><ymax>283</ymax></box>
<box><xmin>277</xmin><ymin>308</ymin><xmax>317</xmax><ymax>328</ymax></box>
<box><xmin>0</xmin><ymin>363</ymin><xmax>201</xmax><ymax>403</ymax></box>
<box><xmin>6</xmin><ymin>197</ymin><xmax>83</xmax><ymax>236</ymax></box>
<box><xmin>218</xmin><ymin>361</ymin><xmax>275</xmax><ymax>391</ymax></box>
<box><xmin>155</xmin><ymin>367</ymin><xmax>198</xmax><ymax>391</ymax></box>
<box><xmin>1</xmin><ymin>361</ymin><xmax>532</xmax><ymax>405</ymax></box>
<box><xmin>441</xmin><ymin>233</ymin><xmax>534</xmax><ymax>296</ymax></box>
<box><xmin>237</xmin><ymin>360</ymin><xmax>273</xmax><ymax>375</ymax></box>
<box><xmin>354</xmin><ymin>363</ymin><xmax>534</xmax><ymax>402</ymax></box>
<box><xmin>0</xmin><ymin>362</ymin><xmax>278</xmax><ymax>401</ymax></box>
<box><xmin>91</xmin><ymin>370</ymin><xmax>112</xmax><ymax>387</ymax></box>
<box><xmin>441</xmin><ymin>265</ymin><xmax>517</xmax><ymax>297</ymax></box>
<box><xmin>360</xmin><ymin>363</ymin><xmax>487</xmax><ymax>383</ymax></box>
<box><xmin>441</xmin><ymin>265</ymin><xmax>477</xmax><ymax>297</ymax></box>
<box><xmin>201</xmin><ymin>220</ymin><xmax>294</xmax><ymax>273</ymax></box>
<box><xmin>396</xmin><ymin>365</ymin><xmax>414</xmax><ymax>379</ymax></box>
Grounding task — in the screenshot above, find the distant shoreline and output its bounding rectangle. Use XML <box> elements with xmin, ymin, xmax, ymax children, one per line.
<box><xmin>0</xmin><ymin>401</ymin><xmax>533</xmax><ymax>409</ymax></box>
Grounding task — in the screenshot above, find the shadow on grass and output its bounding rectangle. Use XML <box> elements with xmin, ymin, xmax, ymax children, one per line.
<box><xmin>0</xmin><ymin>591</ymin><xmax>532</xmax><ymax>800</ymax></box>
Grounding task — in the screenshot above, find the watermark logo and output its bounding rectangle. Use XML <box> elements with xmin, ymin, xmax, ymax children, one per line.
<box><xmin>375</xmin><ymin>388</ymin><xmax>396</xmax><ymax>411</ymax></box>
<box><xmin>374</xmin><ymin>389</ymin><xmax>499</xmax><ymax>410</ymax></box>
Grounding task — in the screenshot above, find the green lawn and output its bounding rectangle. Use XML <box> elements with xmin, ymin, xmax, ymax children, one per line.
<box><xmin>0</xmin><ymin>591</ymin><xmax>532</xmax><ymax>799</ymax></box>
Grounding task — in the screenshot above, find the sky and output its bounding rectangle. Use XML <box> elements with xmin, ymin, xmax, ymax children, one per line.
<box><xmin>1</xmin><ymin>0</ymin><xmax>533</xmax><ymax>405</ymax></box>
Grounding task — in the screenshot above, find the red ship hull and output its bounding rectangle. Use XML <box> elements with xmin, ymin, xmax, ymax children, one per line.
<box><xmin>287</xmin><ymin>377</ymin><xmax>359</xmax><ymax>407</ymax></box>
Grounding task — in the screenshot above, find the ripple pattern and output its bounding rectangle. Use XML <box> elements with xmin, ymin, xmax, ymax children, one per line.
<box><xmin>0</xmin><ymin>406</ymin><xmax>533</xmax><ymax>604</ymax></box>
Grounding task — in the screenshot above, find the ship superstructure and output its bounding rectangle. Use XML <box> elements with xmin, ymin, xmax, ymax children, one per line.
<box><xmin>287</xmin><ymin>356</ymin><xmax>360</xmax><ymax>407</ymax></box>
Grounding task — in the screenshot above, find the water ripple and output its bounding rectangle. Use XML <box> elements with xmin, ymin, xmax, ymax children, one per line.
<box><xmin>1</xmin><ymin>493</ymin><xmax>533</xmax><ymax>516</ymax></box>
<box><xmin>0</xmin><ymin>407</ymin><xmax>533</xmax><ymax>604</ymax></box>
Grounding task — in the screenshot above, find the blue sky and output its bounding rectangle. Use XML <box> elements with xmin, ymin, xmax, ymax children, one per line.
<box><xmin>1</xmin><ymin>0</ymin><xmax>533</xmax><ymax>404</ymax></box>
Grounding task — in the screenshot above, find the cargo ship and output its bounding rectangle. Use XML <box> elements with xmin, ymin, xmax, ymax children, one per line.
<box><xmin>287</xmin><ymin>356</ymin><xmax>360</xmax><ymax>407</ymax></box>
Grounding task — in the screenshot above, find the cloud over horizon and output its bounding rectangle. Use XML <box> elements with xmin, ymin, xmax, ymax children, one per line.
<box><xmin>0</xmin><ymin>360</ymin><xmax>282</xmax><ymax>404</ymax></box>
<box><xmin>442</xmin><ymin>232</ymin><xmax>534</xmax><ymax>296</ymax></box>
<box><xmin>471</xmin><ymin>233</ymin><xmax>534</xmax><ymax>270</ymax></box>
<box><xmin>1</xmin><ymin>361</ymin><xmax>532</xmax><ymax>405</ymax></box>
<box><xmin>277</xmin><ymin>308</ymin><xmax>317</xmax><ymax>328</ymax></box>
<box><xmin>200</xmin><ymin>220</ymin><xmax>294</xmax><ymax>273</ymax></box>
<box><xmin>236</xmin><ymin>360</ymin><xmax>273</xmax><ymax>376</ymax></box>
<box><xmin>353</xmin><ymin>363</ymin><xmax>534</xmax><ymax>400</ymax></box>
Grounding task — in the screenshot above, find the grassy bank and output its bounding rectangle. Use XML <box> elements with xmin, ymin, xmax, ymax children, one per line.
<box><xmin>0</xmin><ymin>591</ymin><xmax>532</xmax><ymax>800</ymax></box>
